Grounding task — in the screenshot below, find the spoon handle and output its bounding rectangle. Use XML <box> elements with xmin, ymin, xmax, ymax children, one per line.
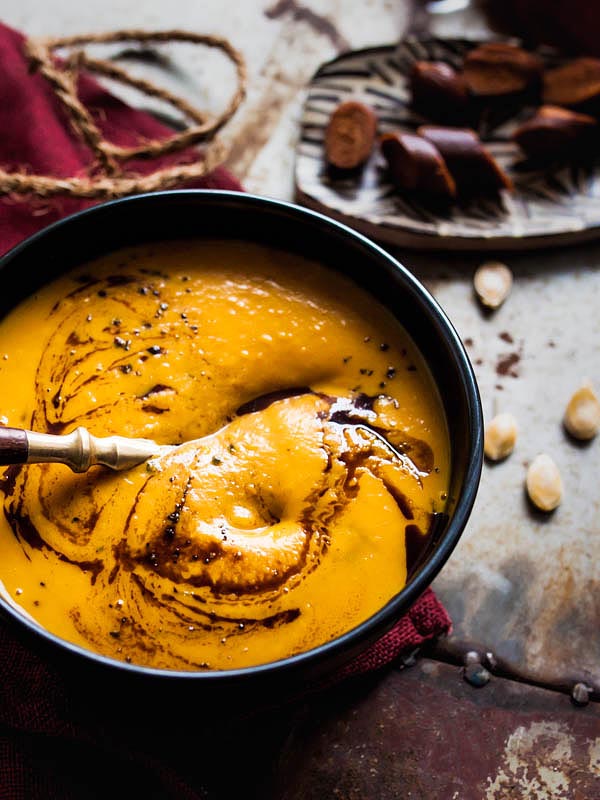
<box><xmin>0</xmin><ymin>427</ymin><xmax>27</xmax><ymax>464</ymax></box>
<box><xmin>0</xmin><ymin>426</ymin><xmax>161</xmax><ymax>473</ymax></box>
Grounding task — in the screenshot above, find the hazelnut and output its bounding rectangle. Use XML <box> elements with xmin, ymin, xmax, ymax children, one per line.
<box><xmin>563</xmin><ymin>382</ymin><xmax>600</xmax><ymax>440</ymax></box>
<box><xmin>473</xmin><ymin>261</ymin><xmax>513</xmax><ymax>309</ymax></box>
<box><xmin>526</xmin><ymin>454</ymin><xmax>562</xmax><ymax>512</ymax></box>
<box><xmin>484</xmin><ymin>412</ymin><xmax>518</xmax><ymax>461</ymax></box>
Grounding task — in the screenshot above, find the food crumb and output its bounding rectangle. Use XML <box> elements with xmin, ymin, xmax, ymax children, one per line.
<box><xmin>526</xmin><ymin>453</ymin><xmax>562</xmax><ymax>512</ymax></box>
<box><xmin>496</xmin><ymin>352</ymin><xmax>520</xmax><ymax>378</ymax></box>
<box><xmin>563</xmin><ymin>382</ymin><xmax>600</xmax><ymax>440</ymax></box>
<box><xmin>484</xmin><ymin>412</ymin><xmax>518</xmax><ymax>461</ymax></box>
<box><xmin>473</xmin><ymin>261</ymin><xmax>513</xmax><ymax>309</ymax></box>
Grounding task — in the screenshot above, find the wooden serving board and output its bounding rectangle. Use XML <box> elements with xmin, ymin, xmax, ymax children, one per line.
<box><xmin>294</xmin><ymin>37</ymin><xmax>600</xmax><ymax>251</ymax></box>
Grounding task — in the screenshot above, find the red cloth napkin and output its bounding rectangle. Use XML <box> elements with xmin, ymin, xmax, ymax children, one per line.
<box><xmin>0</xmin><ymin>21</ymin><xmax>451</xmax><ymax>798</ymax></box>
<box><xmin>0</xmin><ymin>23</ymin><xmax>241</xmax><ymax>256</ymax></box>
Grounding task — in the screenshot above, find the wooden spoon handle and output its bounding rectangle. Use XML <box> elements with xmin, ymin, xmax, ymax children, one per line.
<box><xmin>0</xmin><ymin>427</ymin><xmax>28</xmax><ymax>464</ymax></box>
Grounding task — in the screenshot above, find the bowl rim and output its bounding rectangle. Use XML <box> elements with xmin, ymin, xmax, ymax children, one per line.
<box><xmin>0</xmin><ymin>189</ymin><xmax>483</xmax><ymax>683</ymax></box>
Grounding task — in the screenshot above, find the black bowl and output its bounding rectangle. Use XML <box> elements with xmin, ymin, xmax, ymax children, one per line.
<box><xmin>0</xmin><ymin>190</ymin><xmax>483</xmax><ymax>709</ymax></box>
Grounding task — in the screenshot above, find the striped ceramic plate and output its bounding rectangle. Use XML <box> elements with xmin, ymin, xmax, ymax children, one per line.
<box><xmin>294</xmin><ymin>37</ymin><xmax>600</xmax><ymax>251</ymax></box>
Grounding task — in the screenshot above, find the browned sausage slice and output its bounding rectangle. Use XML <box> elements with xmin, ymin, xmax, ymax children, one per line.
<box><xmin>325</xmin><ymin>100</ymin><xmax>378</xmax><ymax>170</ymax></box>
<box><xmin>513</xmin><ymin>105</ymin><xmax>597</xmax><ymax>160</ymax></box>
<box><xmin>409</xmin><ymin>61</ymin><xmax>470</xmax><ymax>122</ymax></box>
<box><xmin>463</xmin><ymin>42</ymin><xmax>543</xmax><ymax>97</ymax></box>
<box><xmin>418</xmin><ymin>125</ymin><xmax>513</xmax><ymax>194</ymax></box>
<box><xmin>380</xmin><ymin>131</ymin><xmax>456</xmax><ymax>198</ymax></box>
<box><xmin>543</xmin><ymin>57</ymin><xmax>600</xmax><ymax>111</ymax></box>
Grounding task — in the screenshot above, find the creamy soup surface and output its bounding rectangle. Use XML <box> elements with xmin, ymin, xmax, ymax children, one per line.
<box><xmin>0</xmin><ymin>240</ymin><xmax>450</xmax><ymax>671</ymax></box>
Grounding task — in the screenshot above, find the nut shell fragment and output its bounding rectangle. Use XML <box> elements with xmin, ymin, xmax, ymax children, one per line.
<box><xmin>473</xmin><ymin>262</ymin><xmax>513</xmax><ymax>309</ymax></box>
<box><xmin>484</xmin><ymin>412</ymin><xmax>518</xmax><ymax>461</ymax></box>
<box><xmin>526</xmin><ymin>454</ymin><xmax>562</xmax><ymax>512</ymax></box>
<box><xmin>563</xmin><ymin>382</ymin><xmax>600</xmax><ymax>440</ymax></box>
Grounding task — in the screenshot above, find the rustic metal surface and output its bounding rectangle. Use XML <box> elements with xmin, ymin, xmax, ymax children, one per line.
<box><xmin>390</xmin><ymin>239</ymin><xmax>600</xmax><ymax>696</ymax></box>
<box><xmin>271</xmin><ymin>660</ymin><xmax>600</xmax><ymax>799</ymax></box>
<box><xmin>3</xmin><ymin>0</ymin><xmax>600</xmax><ymax>794</ymax></box>
<box><xmin>131</xmin><ymin>659</ymin><xmax>600</xmax><ymax>799</ymax></box>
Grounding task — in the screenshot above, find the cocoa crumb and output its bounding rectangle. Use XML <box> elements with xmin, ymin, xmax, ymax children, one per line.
<box><xmin>499</xmin><ymin>331</ymin><xmax>514</xmax><ymax>344</ymax></box>
<box><xmin>496</xmin><ymin>352</ymin><xmax>520</xmax><ymax>377</ymax></box>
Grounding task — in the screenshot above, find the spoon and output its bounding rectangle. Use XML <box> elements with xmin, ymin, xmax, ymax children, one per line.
<box><xmin>0</xmin><ymin>395</ymin><xmax>418</xmax><ymax>475</ymax></box>
<box><xmin>0</xmin><ymin>425</ymin><xmax>163</xmax><ymax>473</ymax></box>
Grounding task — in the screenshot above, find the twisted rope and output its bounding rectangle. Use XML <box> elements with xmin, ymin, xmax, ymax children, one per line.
<box><xmin>0</xmin><ymin>29</ymin><xmax>247</xmax><ymax>198</ymax></box>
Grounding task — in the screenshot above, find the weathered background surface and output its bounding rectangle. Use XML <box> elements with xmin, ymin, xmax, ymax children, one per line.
<box><xmin>2</xmin><ymin>0</ymin><xmax>600</xmax><ymax>796</ymax></box>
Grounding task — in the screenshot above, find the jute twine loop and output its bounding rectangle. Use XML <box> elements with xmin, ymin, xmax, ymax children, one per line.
<box><xmin>0</xmin><ymin>29</ymin><xmax>247</xmax><ymax>199</ymax></box>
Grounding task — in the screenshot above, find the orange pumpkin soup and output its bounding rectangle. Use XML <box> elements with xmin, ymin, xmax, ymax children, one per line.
<box><xmin>0</xmin><ymin>240</ymin><xmax>449</xmax><ymax>671</ymax></box>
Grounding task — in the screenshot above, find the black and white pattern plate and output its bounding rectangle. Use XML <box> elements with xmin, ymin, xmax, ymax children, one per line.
<box><xmin>294</xmin><ymin>37</ymin><xmax>600</xmax><ymax>251</ymax></box>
